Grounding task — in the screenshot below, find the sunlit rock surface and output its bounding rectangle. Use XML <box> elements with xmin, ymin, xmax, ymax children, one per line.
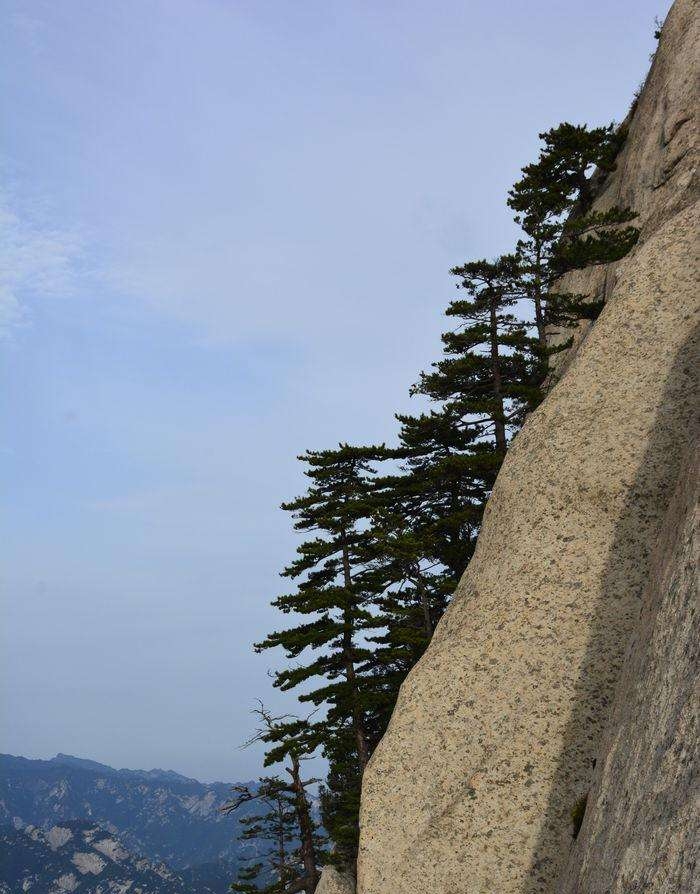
<box><xmin>356</xmin><ymin>1</ymin><xmax>699</xmax><ymax>891</ymax></box>
<box><xmin>316</xmin><ymin>866</ymin><xmax>357</xmax><ymax>894</ymax></box>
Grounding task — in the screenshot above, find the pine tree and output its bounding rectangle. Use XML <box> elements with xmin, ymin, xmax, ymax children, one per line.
<box><xmin>352</xmin><ymin>486</ymin><xmax>449</xmax><ymax>741</ymax></box>
<box><xmin>254</xmin><ymin>444</ymin><xmax>393</xmax><ymax>868</ymax></box>
<box><xmin>318</xmin><ymin>725</ymin><xmax>364</xmax><ymax>865</ymax></box>
<box><xmin>225</xmin><ymin>776</ymin><xmax>298</xmax><ymax>894</ymax></box>
<box><xmin>508</xmin><ymin>122</ymin><xmax>639</xmax><ymax>334</ymax></box>
<box><xmin>509</xmin><ymin>122</ymin><xmax>625</xmax><ymax>217</ymax></box>
<box><xmin>224</xmin><ymin>704</ymin><xmax>326</xmax><ymax>894</ymax></box>
<box><xmin>360</xmin><ymin>540</ymin><xmax>451</xmax><ymax>739</ymax></box>
<box><xmin>553</xmin><ymin>206</ymin><xmax>639</xmax><ymax>276</ymax></box>
<box><xmin>388</xmin><ymin>409</ymin><xmax>487</xmax><ymax>581</ymax></box>
<box><xmin>358</xmin><ymin>432</ymin><xmax>475</xmax><ymax>723</ymax></box>
<box><xmin>346</xmin><ymin>260</ymin><xmax>541</xmax><ymax>729</ymax></box>
<box><xmin>414</xmin><ymin>255</ymin><xmax>541</xmax><ymax>458</ymax></box>
<box><xmin>345</xmin><ymin>260</ymin><xmax>540</xmax><ymax>741</ymax></box>
<box><xmin>255</xmin><ymin>444</ymin><xmax>385</xmax><ymax>772</ymax></box>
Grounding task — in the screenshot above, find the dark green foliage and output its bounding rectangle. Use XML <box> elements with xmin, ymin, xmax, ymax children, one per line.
<box><xmin>553</xmin><ymin>208</ymin><xmax>639</xmax><ymax>275</ymax></box>
<box><xmin>352</xmin><ymin>260</ymin><xmax>541</xmax><ymax>758</ymax></box>
<box><xmin>257</xmin><ymin>719</ymin><xmax>326</xmax><ymax>892</ymax></box>
<box><xmin>359</xmin><ymin>470</ymin><xmax>456</xmax><ymax>736</ymax></box>
<box><xmin>224</xmin><ymin>706</ymin><xmax>325</xmax><ymax>893</ymax></box>
<box><xmin>414</xmin><ymin>255</ymin><xmax>542</xmax><ymax>455</ymax></box>
<box><xmin>255</xmin><ymin>444</ymin><xmax>387</xmax><ymax>771</ymax></box>
<box><xmin>388</xmin><ymin>410</ymin><xmax>485</xmax><ymax>580</ymax></box>
<box><xmin>226</xmin><ymin>777</ymin><xmax>298</xmax><ymax>894</ymax></box>
<box><xmin>318</xmin><ymin>727</ymin><xmax>363</xmax><ymax>864</ymax></box>
<box><xmin>509</xmin><ymin>122</ymin><xmax>639</xmax><ymax>332</ymax></box>
<box><xmin>253</xmin><ymin>447</ymin><xmax>388</xmax><ymax>867</ymax></box>
<box><xmin>508</xmin><ymin>122</ymin><xmax>625</xmax><ymax>216</ymax></box>
<box><xmin>357</xmin><ymin>406</ymin><xmax>491</xmax><ymax>726</ymax></box>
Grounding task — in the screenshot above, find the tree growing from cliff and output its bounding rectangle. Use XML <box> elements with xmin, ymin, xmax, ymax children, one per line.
<box><xmin>255</xmin><ymin>444</ymin><xmax>386</xmax><ymax>772</ymax></box>
<box><xmin>358</xmin><ymin>506</ymin><xmax>449</xmax><ymax>739</ymax></box>
<box><xmin>250</xmin><ymin>117</ymin><xmax>644</xmax><ymax>875</ymax></box>
<box><xmin>318</xmin><ymin>724</ymin><xmax>364</xmax><ymax>864</ymax></box>
<box><xmin>225</xmin><ymin>775</ymin><xmax>299</xmax><ymax>893</ymax></box>
<box><xmin>354</xmin><ymin>430</ymin><xmax>479</xmax><ymax>733</ymax></box>
<box><xmin>224</xmin><ymin>704</ymin><xmax>326</xmax><ymax>894</ymax></box>
<box><xmin>509</xmin><ymin>122</ymin><xmax>625</xmax><ymax>218</ymax></box>
<box><xmin>342</xmin><ymin>259</ymin><xmax>541</xmax><ymax>746</ymax></box>
<box><xmin>334</xmin><ymin>259</ymin><xmax>541</xmax><ymax>746</ymax></box>
<box><xmin>413</xmin><ymin>255</ymin><xmax>541</xmax><ymax>457</ymax></box>
<box><xmin>508</xmin><ymin>122</ymin><xmax>639</xmax><ymax>334</ymax></box>
<box><xmin>384</xmin><ymin>409</ymin><xmax>486</xmax><ymax>582</ymax></box>
<box><xmin>254</xmin><ymin>444</ymin><xmax>401</xmax><ymax>867</ymax></box>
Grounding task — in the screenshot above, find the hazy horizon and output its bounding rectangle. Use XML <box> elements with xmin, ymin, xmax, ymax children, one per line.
<box><xmin>0</xmin><ymin>750</ymin><xmax>254</xmax><ymax>784</ymax></box>
<box><xmin>1</xmin><ymin>0</ymin><xmax>670</xmax><ymax>782</ymax></box>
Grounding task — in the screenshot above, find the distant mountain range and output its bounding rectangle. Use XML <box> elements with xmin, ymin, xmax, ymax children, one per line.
<box><xmin>0</xmin><ymin>753</ymin><xmax>258</xmax><ymax>892</ymax></box>
<box><xmin>0</xmin><ymin>820</ymin><xmax>234</xmax><ymax>893</ymax></box>
<box><xmin>46</xmin><ymin>753</ymin><xmax>203</xmax><ymax>785</ymax></box>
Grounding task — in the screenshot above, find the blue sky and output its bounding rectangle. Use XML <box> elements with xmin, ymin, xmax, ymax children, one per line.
<box><xmin>1</xmin><ymin>0</ymin><xmax>669</xmax><ymax>781</ymax></box>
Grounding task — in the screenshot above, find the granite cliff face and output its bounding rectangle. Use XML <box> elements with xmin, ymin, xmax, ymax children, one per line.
<box><xmin>348</xmin><ymin>1</ymin><xmax>699</xmax><ymax>892</ymax></box>
<box><xmin>557</xmin><ymin>446</ymin><xmax>699</xmax><ymax>892</ymax></box>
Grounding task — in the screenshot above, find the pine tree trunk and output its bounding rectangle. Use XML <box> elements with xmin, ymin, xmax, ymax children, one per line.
<box><xmin>446</xmin><ymin>473</ymin><xmax>470</xmax><ymax>579</ymax></box>
<box><xmin>534</xmin><ymin>241</ymin><xmax>547</xmax><ymax>348</ymax></box>
<box><xmin>289</xmin><ymin>755</ymin><xmax>320</xmax><ymax>893</ymax></box>
<box><xmin>414</xmin><ymin>568</ymin><xmax>433</xmax><ymax>637</ymax></box>
<box><xmin>489</xmin><ymin>297</ymin><xmax>508</xmax><ymax>455</ymax></box>
<box><xmin>577</xmin><ymin>170</ymin><xmax>592</xmax><ymax>212</ymax></box>
<box><xmin>276</xmin><ymin>797</ymin><xmax>287</xmax><ymax>886</ymax></box>
<box><xmin>340</xmin><ymin>537</ymin><xmax>370</xmax><ymax>770</ymax></box>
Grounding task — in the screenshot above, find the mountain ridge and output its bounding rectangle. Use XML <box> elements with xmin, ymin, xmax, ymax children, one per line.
<box><xmin>0</xmin><ymin>752</ymin><xmax>257</xmax><ymax>871</ymax></box>
<box><xmin>0</xmin><ymin>819</ymin><xmax>235</xmax><ymax>894</ymax></box>
<box><xmin>51</xmin><ymin>753</ymin><xmax>200</xmax><ymax>784</ymax></box>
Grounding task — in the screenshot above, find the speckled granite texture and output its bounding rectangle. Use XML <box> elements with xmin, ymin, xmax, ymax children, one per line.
<box><xmin>356</xmin><ymin>1</ymin><xmax>699</xmax><ymax>892</ymax></box>
<box><xmin>315</xmin><ymin>867</ymin><xmax>356</xmax><ymax>894</ymax></box>
<box><xmin>556</xmin><ymin>446</ymin><xmax>699</xmax><ymax>893</ymax></box>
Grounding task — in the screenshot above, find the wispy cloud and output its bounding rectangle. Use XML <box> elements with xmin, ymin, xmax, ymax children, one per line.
<box><xmin>0</xmin><ymin>188</ymin><xmax>84</xmax><ymax>337</ymax></box>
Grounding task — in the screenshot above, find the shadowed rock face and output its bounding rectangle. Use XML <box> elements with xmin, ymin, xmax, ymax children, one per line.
<box><xmin>356</xmin><ymin>1</ymin><xmax>699</xmax><ymax>892</ymax></box>
<box><xmin>557</xmin><ymin>447</ymin><xmax>699</xmax><ymax>893</ymax></box>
